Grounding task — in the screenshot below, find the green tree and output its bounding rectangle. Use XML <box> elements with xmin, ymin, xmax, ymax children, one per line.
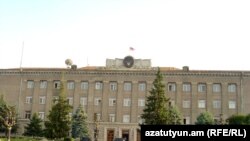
<box><xmin>245</xmin><ymin>114</ymin><xmax>250</xmax><ymax>125</ymax></box>
<box><xmin>23</xmin><ymin>113</ymin><xmax>43</xmax><ymax>137</ymax></box>
<box><xmin>227</xmin><ymin>114</ymin><xmax>246</xmax><ymax>125</ymax></box>
<box><xmin>141</xmin><ymin>68</ymin><xmax>170</xmax><ymax>124</ymax></box>
<box><xmin>195</xmin><ymin>111</ymin><xmax>214</xmax><ymax>125</ymax></box>
<box><xmin>44</xmin><ymin>81</ymin><xmax>72</xmax><ymax>139</ymax></box>
<box><xmin>71</xmin><ymin>105</ymin><xmax>89</xmax><ymax>138</ymax></box>
<box><xmin>168</xmin><ymin>105</ymin><xmax>182</xmax><ymax>124</ymax></box>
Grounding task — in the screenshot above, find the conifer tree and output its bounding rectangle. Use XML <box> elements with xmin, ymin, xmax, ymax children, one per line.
<box><xmin>168</xmin><ymin>105</ymin><xmax>183</xmax><ymax>124</ymax></box>
<box><xmin>141</xmin><ymin>68</ymin><xmax>170</xmax><ymax>124</ymax></box>
<box><xmin>71</xmin><ymin>105</ymin><xmax>89</xmax><ymax>138</ymax></box>
<box><xmin>44</xmin><ymin>81</ymin><xmax>72</xmax><ymax>139</ymax></box>
<box><xmin>23</xmin><ymin>113</ymin><xmax>43</xmax><ymax>137</ymax></box>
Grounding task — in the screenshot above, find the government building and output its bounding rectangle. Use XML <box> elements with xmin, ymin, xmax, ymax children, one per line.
<box><xmin>1</xmin><ymin>56</ymin><xmax>250</xmax><ymax>141</ymax></box>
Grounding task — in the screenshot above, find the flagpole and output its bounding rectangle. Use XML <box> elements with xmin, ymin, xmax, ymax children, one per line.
<box><xmin>18</xmin><ymin>41</ymin><xmax>24</xmax><ymax>118</ymax></box>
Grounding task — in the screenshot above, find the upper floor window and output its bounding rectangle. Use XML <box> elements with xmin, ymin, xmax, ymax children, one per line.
<box><xmin>94</xmin><ymin>98</ymin><xmax>102</xmax><ymax>106</ymax></box>
<box><xmin>38</xmin><ymin>112</ymin><xmax>45</xmax><ymax>120</ymax></box>
<box><xmin>80</xmin><ymin>97</ymin><xmax>87</xmax><ymax>106</ymax></box>
<box><xmin>213</xmin><ymin>83</ymin><xmax>221</xmax><ymax>92</ymax></box>
<box><xmin>27</xmin><ymin>80</ymin><xmax>34</xmax><ymax>89</ymax></box>
<box><xmin>168</xmin><ymin>83</ymin><xmax>176</xmax><ymax>92</ymax></box>
<box><xmin>54</xmin><ymin>80</ymin><xmax>61</xmax><ymax>89</ymax></box>
<box><xmin>39</xmin><ymin>96</ymin><xmax>46</xmax><ymax>104</ymax></box>
<box><xmin>67</xmin><ymin>97</ymin><xmax>73</xmax><ymax>105</ymax></box>
<box><xmin>183</xmin><ymin>83</ymin><xmax>191</xmax><ymax>92</ymax></box>
<box><xmin>138</xmin><ymin>82</ymin><xmax>146</xmax><ymax>91</ymax></box>
<box><xmin>228</xmin><ymin>84</ymin><xmax>236</xmax><ymax>93</ymax></box>
<box><xmin>198</xmin><ymin>100</ymin><xmax>206</xmax><ymax>108</ymax></box>
<box><xmin>123</xmin><ymin>98</ymin><xmax>131</xmax><ymax>107</ymax></box>
<box><xmin>213</xmin><ymin>100</ymin><xmax>221</xmax><ymax>109</ymax></box>
<box><xmin>109</xmin><ymin>98</ymin><xmax>116</xmax><ymax>106</ymax></box>
<box><xmin>25</xmin><ymin>111</ymin><xmax>31</xmax><ymax>119</ymax></box>
<box><xmin>138</xmin><ymin>99</ymin><xmax>145</xmax><ymax>107</ymax></box>
<box><xmin>95</xmin><ymin>81</ymin><xmax>103</xmax><ymax>90</ymax></box>
<box><xmin>94</xmin><ymin>113</ymin><xmax>101</xmax><ymax>121</ymax></box>
<box><xmin>109</xmin><ymin>114</ymin><xmax>115</xmax><ymax>122</ymax></box>
<box><xmin>81</xmin><ymin>81</ymin><xmax>89</xmax><ymax>90</ymax></box>
<box><xmin>110</xmin><ymin>82</ymin><xmax>117</xmax><ymax>91</ymax></box>
<box><xmin>124</xmin><ymin>82</ymin><xmax>132</xmax><ymax>91</ymax></box>
<box><xmin>229</xmin><ymin>100</ymin><xmax>236</xmax><ymax>109</ymax></box>
<box><xmin>123</xmin><ymin>115</ymin><xmax>130</xmax><ymax>123</ymax></box>
<box><xmin>67</xmin><ymin>81</ymin><xmax>75</xmax><ymax>90</ymax></box>
<box><xmin>40</xmin><ymin>80</ymin><xmax>47</xmax><ymax>89</ymax></box>
<box><xmin>198</xmin><ymin>83</ymin><xmax>206</xmax><ymax>92</ymax></box>
<box><xmin>25</xmin><ymin>96</ymin><xmax>32</xmax><ymax>104</ymax></box>
<box><xmin>182</xmin><ymin>100</ymin><xmax>190</xmax><ymax>108</ymax></box>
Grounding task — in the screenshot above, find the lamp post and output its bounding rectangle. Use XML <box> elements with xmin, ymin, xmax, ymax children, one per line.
<box><xmin>3</xmin><ymin>110</ymin><xmax>16</xmax><ymax>141</ymax></box>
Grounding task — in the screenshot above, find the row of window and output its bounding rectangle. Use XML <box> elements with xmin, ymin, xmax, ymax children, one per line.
<box><xmin>182</xmin><ymin>100</ymin><xmax>236</xmax><ymax>109</ymax></box>
<box><xmin>27</xmin><ymin>80</ymin><xmax>237</xmax><ymax>93</ymax></box>
<box><xmin>25</xmin><ymin>96</ymin><xmax>236</xmax><ymax>109</ymax></box>
<box><xmin>25</xmin><ymin>96</ymin><xmax>145</xmax><ymax>107</ymax></box>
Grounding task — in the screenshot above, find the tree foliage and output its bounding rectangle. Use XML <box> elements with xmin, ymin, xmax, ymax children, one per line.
<box><xmin>71</xmin><ymin>105</ymin><xmax>89</xmax><ymax>138</ymax></box>
<box><xmin>44</xmin><ymin>82</ymin><xmax>72</xmax><ymax>139</ymax></box>
<box><xmin>142</xmin><ymin>68</ymin><xmax>174</xmax><ymax>124</ymax></box>
<box><xmin>23</xmin><ymin>113</ymin><xmax>43</xmax><ymax>137</ymax></box>
<box><xmin>168</xmin><ymin>105</ymin><xmax>183</xmax><ymax>124</ymax></box>
<box><xmin>195</xmin><ymin>111</ymin><xmax>214</xmax><ymax>125</ymax></box>
<box><xmin>227</xmin><ymin>114</ymin><xmax>250</xmax><ymax>125</ymax></box>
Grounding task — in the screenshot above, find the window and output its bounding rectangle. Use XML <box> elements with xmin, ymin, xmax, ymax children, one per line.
<box><xmin>53</xmin><ymin>96</ymin><xmax>59</xmax><ymax>104</ymax></box>
<box><xmin>138</xmin><ymin>116</ymin><xmax>145</xmax><ymax>124</ymax></box>
<box><xmin>95</xmin><ymin>81</ymin><xmax>103</xmax><ymax>90</ymax></box>
<box><xmin>27</xmin><ymin>80</ymin><xmax>34</xmax><ymax>88</ymax></box>
<box><xmin>39</xmin><ymin>96</ymin><xmax>46</xmax><ymax>104</ymax></box>
<box><xmin>25</xmin><ymin>111</ymin><xmax>31</xmax><ymax>119</ymax></box>
<box><xmin>170</xmin><ymin>100</ymin><xmax>175</xmax><ymax>106</ymax></box>
<box><xmin>109</xmin><ymin>98</ymin><xmax>116</xmax><ymax>106</ymax></box>
<box><xmin>81</xmin><ymin>81</ymin><xmax>89</xmax><ymax>90</ymax></box>
<box><xmin>183</xmin><ymin>117</ymin><xmax>190</xmax><ymax>125</ymax></box>
<box><xmin>183</xmin><ymin>100</ymin><xmax>190</xmax><ymax>108</ymax></box>
<box><xmin>123</xmin><ymin>98</ymin><xmax>131</xmax><ymax>107</ymax></box>
<box><xmin>80</xmin><ymin>97</ymin><xmax>87</xmax><ymax>106</ymax></box>
<box><xmin>38</xmin><ymin>112</ymin><xmax>45</xmax><ymax>120</ymax></box>
<box><xmin>213</xmin><ymin>100</ymin><xmax>221</xmax><ymax>109</ymax></box>
<box><xmin>124</xmin><ymin>82</ymin><xmax>132</xmax><ymax>91</ymax></box>
<box><xmin>229</xmin><ymin>100</ymin><xmax>236</xmax><ymax>109</ymax></box>
<box><xmin>109</xmin><ymin>114</ymin><xmax>115</xmax><ymax>122</ymax></box>
<box><xmin>94</xmin><ymin>113</ymin><xmax>101</xmax><ymax>121</ymax></box>
<box><xmin>213</xmin><ymin>84</ymin><xmax>221</xmax><ymax>92</ymax></box>
<box><xmin>110</xmin><ymin>82</ymin><xmax>117</xmax><ymax>91</ymax></box>
<box><xmin>67</xmin><ymin>97</ymin><xmax>73</xmax><ymax>105</ymax></box>
<box><xmin>25</xmin><ymin>96</ymin><xmax>32</xmax><ymax>104</ymax></box>
<box><xmin>67</xmin><ymin>81</ymin><xmax>75</xmax><ymax>90</ymax></box>
<box><xmin>183</xmin><ymin>83</ymin><xmax>191</xmax><ymax>92</ymax></box>
<box><xmin>94</xmin><ymin>98</ymin><xmax>102</xmax><ymax>106</ymax></box>
<box><xmin>138</xmin><ymin>99</ymin><xmax>145</xmax><ymax>107</ymax></box>
<box><xmin>198</xmin><ymin>83</ymin><xmax>206</xmax><ymax>92</ymax></box>
<box><xmin>198</xmin><ymin>100</ymin><xmax>206</xmax><ymax>108</ymax></box>
<box><xmin>40</xmin><ymin>80</ymin><xmax>47</xmax><ymax>89</ymax></box>
<box><xmin>54</xmin><ymin>80</ymin><xmax>60</xmax><ymax>89</ymax></box>
<box><xmin>138</xmin><ymin>82</ymin><xmax>146</xmax><ymax>91</ymax></box>
<box><xmin>228</xmin><ymin>84</ymin><xmax>236</xmax><ymax>93</ymax></box>
<box><xmin>168</xmin><ymin>83</ymin><xmax>176</xmax><ymax>92</ymax></box>
<box><xmin>123</xmin><ymin>115</ymin><xmax>130</xmax><ymax>123</ymax></box>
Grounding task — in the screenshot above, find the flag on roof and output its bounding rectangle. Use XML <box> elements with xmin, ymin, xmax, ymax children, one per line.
<box><xmin>129</xmin><ymin>47</ymin><xmax>135</xmax><ymax>51</ymax></box>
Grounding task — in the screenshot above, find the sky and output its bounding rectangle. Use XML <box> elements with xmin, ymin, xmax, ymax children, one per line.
<box><xmin>0</xmin><ymin>0</ymin><xmax>250</xmax><ymax>70</ymax></box>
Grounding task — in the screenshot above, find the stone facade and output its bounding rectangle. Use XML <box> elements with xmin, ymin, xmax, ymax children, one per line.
<box><xmin>1</xmin><ymin>57</ymin><xmax>250</xmax><ymax>141</ymax></box>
